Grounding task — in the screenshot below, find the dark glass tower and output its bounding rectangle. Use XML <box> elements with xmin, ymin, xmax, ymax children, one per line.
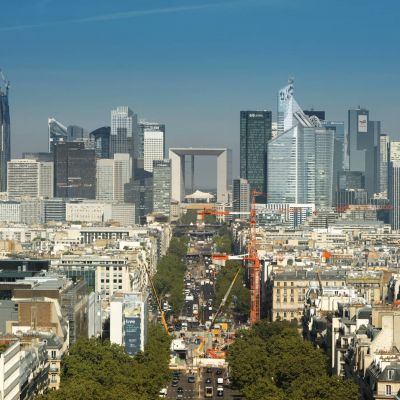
<box><xmin>0</xmin><ymin>82</ymin><xmax>10</xmax><ymax>192</ymax></box>
<box><xmin>89</xmin><ymin>126</ymin><xmax>111</xmax><ymax>159</ymax></box>
<box><xmin>240</xmin><ymin>111</ymin><xmax>272</xmax><ymax>197</ymax></box>
<box><xmin>54</xmin><ymin>142</ymin><xmax>96</xmax><ymax>199</ymax></box>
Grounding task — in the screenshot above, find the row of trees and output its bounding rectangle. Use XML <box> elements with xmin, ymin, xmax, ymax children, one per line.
<box><xmin>214</xmin><ymin>260</ymin><xmax>250</xmax><ymax>323</ymax></box>
<box><xmin>38</xmin><ymin>325</ymin><xmax>171</xmax><ymax>400</ymax></box>
<box><xmin>153</xmin><ymin>236</ymin><xmax>188</xmax><ymax>317</ymax></box>
<box><xmin>227</xmin><ymin>320</ymin><xmax>359</xmax><ymax>400</ymax></box>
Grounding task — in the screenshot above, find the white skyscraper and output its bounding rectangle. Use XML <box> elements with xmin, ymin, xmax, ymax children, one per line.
<box><xmin>7</xmin><ymin>159</ymin><xmax>54</xmax><ymax>198</ymax></box>
<box><xmin>96</xmin><ymin>154</ymin><xmax>132</xmax><ymax>202</ymax></box>
<box><xmin>144</xmin><ymin>131</ymin><xmax>164</xmax><ymax>173</ymax></box>
<box><xmin>96</xmin><ymin>159</ymin><xmax>114</xmax><ymax>201</ymax></box>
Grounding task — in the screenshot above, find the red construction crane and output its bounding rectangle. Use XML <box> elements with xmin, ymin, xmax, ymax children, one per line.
<box><xmin>204</xmin><ymin>190</ymin><xmax>263</xmax><ymax>324</ymax></box>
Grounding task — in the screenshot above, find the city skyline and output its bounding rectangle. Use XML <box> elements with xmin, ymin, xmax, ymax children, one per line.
<box><xmin>2</xmin><ymin>0</ymin><xmax>400</xmax><ymax>186</ymax></box>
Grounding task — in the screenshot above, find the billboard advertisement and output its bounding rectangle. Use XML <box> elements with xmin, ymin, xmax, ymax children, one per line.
<box><xmin>124</xmin><ymin>302</ymin><xmax>142</xmax><ymax>355</ymax></box>
<box><xmin>358</xmin><ymin>114</ymin><xmax>368</xmax><ymax>133</ymax></box>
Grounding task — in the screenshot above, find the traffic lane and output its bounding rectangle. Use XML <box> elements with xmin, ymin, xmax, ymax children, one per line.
<box><xmin>167</xmin><ymin>371</ymin><xmax>198</xmax><ymax>399</ymax></box>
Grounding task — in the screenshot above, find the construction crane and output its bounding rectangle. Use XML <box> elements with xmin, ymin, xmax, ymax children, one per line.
<box><xmin>209</xmin><ymin>265</ymin><xmax>242</xmax><ymax>330</ymax></box>
<box><xmin>203</xmin><ymin>190</ymin><xmax>263</xmax><ymax>324</ymax></box>
<box><xmin>0</xmin><ymin>69</ymin><xmax>10</xmax><ymax>94</ymax></box>
<box><xmin>143</xmin><ymin>264</ymin><xmax>170</xmax><ymax>336</ymax></box>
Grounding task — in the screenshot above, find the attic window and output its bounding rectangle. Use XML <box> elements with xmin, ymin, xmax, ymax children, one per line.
<box><xmin>388</xmin><ymin>369</ymin><xmax>394</xmax><ymax>380</ymax></box>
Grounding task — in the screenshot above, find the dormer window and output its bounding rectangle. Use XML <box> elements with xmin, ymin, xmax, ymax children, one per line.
<box><xmin>388</xmin><ymin>369</ymin><xmax>394</xmax><ymax>380</ymax></box>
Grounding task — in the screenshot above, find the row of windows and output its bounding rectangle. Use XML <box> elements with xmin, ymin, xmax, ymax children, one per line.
<box><xmin>100</xmin><ymin>279</ymin><xmax>123</xmax><ymax>283</ymax></box>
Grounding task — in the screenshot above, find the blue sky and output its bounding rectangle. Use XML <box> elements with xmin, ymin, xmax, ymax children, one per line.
<box><xmin>2</xmin><ymin>0</ymin><xmax>400</xmax><ymax>185</ymax></box>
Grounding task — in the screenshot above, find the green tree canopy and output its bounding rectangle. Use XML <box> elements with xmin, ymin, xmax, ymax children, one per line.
<box><xmin>227</xmin><ymin>321</ymin><xmax>359</xmax><ymax>400</ymax></box>
<box><xmin>37</xmin><ymin>325</ymin><xmax>170</xmax><ymax>400</ymax></box>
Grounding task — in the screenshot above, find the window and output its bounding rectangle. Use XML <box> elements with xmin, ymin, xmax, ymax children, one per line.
<box><xmin>284</xmin><ymin>282</ymin><xmax>287</xmax><ymax>287</ymax></box>
<box><xmin>277</xmin><ymin>282</ymin><xmax>280</xmax><ymax>287</ymax></box>
<box><xmin>388</xmin><ymin>369</ymin><xmax>394</xmax><ymax>380</ymax></box>
<box><xmin>290</xmin><ymin>289</ymin><xmax>294</xmax><ymax>294</ymax></box>
<box><xmin>51</xmin><ymin>351</ymin><xmax>56</xmax><ymax>359</ymax></box>
<box><xmin>283</xmin><ymin>297</ymin><xmax>287</xmax><ymax>303</ymax></box>
<box><xmin>386</xmin><ymin>385</ymin><xmax>392</xmax><ymax>395</ymax></box>
<box><xmin>290</xmin><ymin>282</ymin><xmax>294</xmax><ymax>286</ymax></box>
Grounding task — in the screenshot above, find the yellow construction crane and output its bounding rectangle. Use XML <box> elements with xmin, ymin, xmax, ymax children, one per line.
<box><xmin>144</xmin><ymin>265</ymin><xmax>170</xmax><ymax>336</ymax></box>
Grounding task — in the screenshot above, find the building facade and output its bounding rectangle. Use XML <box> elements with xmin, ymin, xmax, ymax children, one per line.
<box><xmin>0</xmin><ymin>82</ymin><xmax>10</xmax><ymax>192</ymax></box>
<box><xmin>54</xmin><ymin>142</ymin><xmax>96</xmax><ymax>199</ymax></box>
<box><xmin>389</xmin><ymin>141</ymin><xmax>400</xmax><ymax>231</ymax></box>
<box><xmin>240</xmin><ymin>111</ymin><xmax>272</xmax><ymax>195</ymax></box>
<box><xmin>143</xmin><ymin>131</ymin><xmax>164</xmax><ymax>173</ymax></box>
<box><xmin>152</xmin><ymin>160</ymin><xmax>171</xmax><ymax>219</ymax></box>
<box><xmin>110</xmin><ymin>107</ymin><xmax>137</xmax><ymax>161</ymax></box>
<box><xmin>7</xmin><ymin>159</ymin><xmax>53</xmax><ymax>199</ymax></box>
<box><xmin>348</xmin><ymin>108</ymin><xmax>381</xmax><ymax>196</ymax></box>
<box><xmin>232</xmin><ymin>178</ymin><xmax>250</xmax><ymax>219</ymax></box>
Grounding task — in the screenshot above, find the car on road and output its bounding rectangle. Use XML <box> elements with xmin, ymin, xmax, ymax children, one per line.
<box><xmin>206</xmin><ymin>367</ymin><xmax>212</xmax><ymax>373</ymax></box>
<box><xmin>177</xmin><ymin>387</ymin><xmax>183</xmax><ymax>394</ymax></box>
<box><xmin>217</xmin><ymin>386</ymin><xmax>224</xmax><ymax>397</ymax></box>
<box><xmin>187</xmin><ymin>376</ymin><xmax>195</xmax><ymax>383</ymax></box>
<box><xmin>216</xmin><ymin>369</ymin><xmax>223</xmax><ymax>375</ymax></box>
<box><xmin>205</xmin><ymin>377</ymin><xmax>212</xmax><ymax>384</ymax></box>
<box><xmin>172</xmin><ymin>379</ymin><xmax>179</xmax><ymax>387</ymax></box>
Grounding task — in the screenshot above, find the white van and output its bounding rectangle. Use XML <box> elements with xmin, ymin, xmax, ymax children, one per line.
<box><xmin>159</xmin><ymin>387</ymin><xmax>168</xmax><ymax>397</ymax></box>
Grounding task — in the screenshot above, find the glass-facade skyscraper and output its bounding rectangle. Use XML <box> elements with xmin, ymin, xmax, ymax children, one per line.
<box><xmin>268</xmin><ymin>82</ymin><xmax>335</xmax><ymax>207</ymax></box>
<box><xmin>347</xmin><ymin>108</ymin><xmax>381</xmax><ymax>196</ymax></box>
<box><xmin>240</xmin><ymin>111</ymin><xmax>272</xmax><ymax>195</ymax></box>
<box><xmin>0</xmin><ymin>82</ymin><xmax>10</xmax><ymax>192</ymax></box>
<box><xmin>111</xmin><ymin>106</ymin><xmax>137</xmax><ymax>160</ymax></box>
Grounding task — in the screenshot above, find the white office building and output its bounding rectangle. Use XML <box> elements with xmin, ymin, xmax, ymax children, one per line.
<box><xmin>66</xmin><ymin>201</ymin><xmax>112</xmax><ymax>223</ymax></box>
<box><xmin>110</xmin><ymin>106</ymin><xmax>137</xmax><ymax>158</ymax></box>
<box><xmin>96</xmin><ymin>154</ymin><xmax>131</xmax><ymax>202</ymax></box>
<box><xmin>144</xmin><ymin>131</ymin><xmax>164</xmax><ymax>173</ymax></box>
<box><xmin>7</xmin><ymin>159</ymin><xmax>53</xmax><ymax>198</ymax></box>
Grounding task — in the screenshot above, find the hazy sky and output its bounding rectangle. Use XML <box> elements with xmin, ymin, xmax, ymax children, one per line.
<box><xmin>2</xmin><ymin>0</ymin><xmax>400</xmax><ymax>187</ymax></box>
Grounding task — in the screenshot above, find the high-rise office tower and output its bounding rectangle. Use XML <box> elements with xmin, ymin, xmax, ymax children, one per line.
<box><xmin>54</xmin><ymin>142</ymin><xmax>96</xmax><ymax>199</ymax></box>
<box><xmin>7</xmin><ymin>159</ymin><xmax>53</xmax><ymax>199</ymax></box>
<box><xmin>233</xmin><ymin>178</ymin><xmax>250</xmax><ymax>220</ymax></box>
<box><xmin>379</xmin><ymin>134</ymin><xmax>390</xmax><ymax>195</ymax></box>
<box><xmin>337</xmin><ymin>171</ymin><xmax>365</xmax><ymax>190</ymax></box>
<box><xmin>67</xmin><ymin>125</ymin><xmax>85</xmax><ymax>141</ymax></box>
<box><xmin>137</xmin><ymin>121</ymin><xmax>166</xmax><ymax>161</ymax></box>
<box><xmin>347</xmin><ymin>108</ymin><xmax>381</xmax><ymax>196</ymax></box>
<box><xmin>268</xmin><ymin>82</ymin><xmax>335</xmax><ymax>207</ymax></box>
<box><xmin>240</xmin><ymin>111</ymin><xmax>272</xmax><ymax>195</ymax></box>
<box><xmin>0</xmin><ymin>77</ymin><xmax>10</xmax><ymax>192</ymax></box>
<box><xmin>96</xmin><ymin>159</ymin><xmax>114</xmax><ymax>201</ymax></box>
<box><xmin>110</xmin><ymin>107</ymin><xmax>137</xmax><ymax>160</ymax></box>
<box><xmin>277</xmin><ymin>80</ymin><xmax>301</xmax><ymax>136</ymax></box>
<box><xmin>48</xmin><ymin>118</ymin><xmax>68</xmax><ymax>153</ymax></box>
<box><xmin>153</xmin><ymin>159</ymin><xmax>171</xmax><ymax>219</ymax></box>
<box><xmin>96</xmin><ymin>154</ymin><xmax>132</xmax><ymax>202</ymax></box>
<box><xmin>144</xmin><ymin>131</ymin><xmax>165</xmax><ymax>173</ymax></box>
<box><xmin>113</xmin><ymin>154</ymin><xmax>132</xmax><ymax>202</ymax></box>
<box><xmin>89</xmin><ymin>127</ymin><xmax>111</xmax><ymax>159</ymax></box>
<box><xmin>124</xmin><ymin>169</ymin><xmax>153</xmax><ymax>225</ymax></box>
<box><xmin>389</xmin><ymin>141</ymin><xmax>400</xmax><ymax>230</ymax></box>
